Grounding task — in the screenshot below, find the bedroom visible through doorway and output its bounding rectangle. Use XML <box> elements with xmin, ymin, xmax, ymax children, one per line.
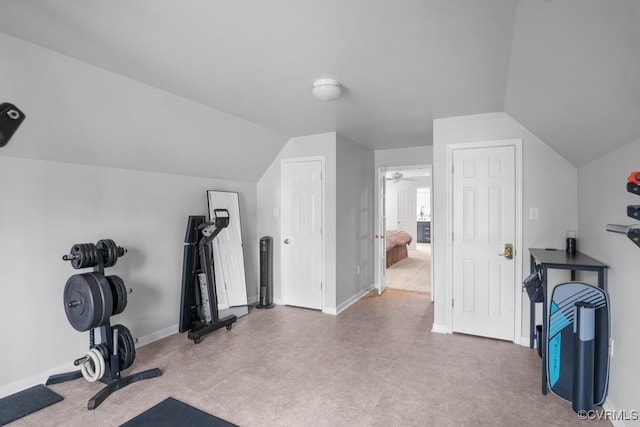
<box><xmin>383</xmin><ymin>166</ymin><xmax>431</xmax><ymax>295</ymax></box>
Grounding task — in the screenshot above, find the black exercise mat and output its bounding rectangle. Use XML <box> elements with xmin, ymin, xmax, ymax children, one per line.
<box><xmin>0</xmin><ymin>384</ymin><xmax>63</xmax><ymax>425</ymax></box>
<box><xmin>120</xmin><ymin>397</ymin><xmax>237</xmax><ymax>427</ymax></box>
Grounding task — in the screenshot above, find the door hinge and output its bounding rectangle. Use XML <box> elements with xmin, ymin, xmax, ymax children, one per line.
<box><xmin>452</xmin><ymin>232</ymin><xmax>454</xmax><ymax>241</ymax></box>
<box><xmin>452</xmin><ymin>299</ymin><xmax>454</xmax><ymax>308</ymax></box>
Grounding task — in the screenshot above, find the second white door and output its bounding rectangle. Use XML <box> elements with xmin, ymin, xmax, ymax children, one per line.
<box><xmin>397</xmin><ymin>187</ymin><xmax>417</xmax><ymax>250</ymax></box>
<box><xmin>281</xmin><ymin>159</ymin><xmax>323</xmax><ymax>310</ymax></box>
<box><xmin>452</xmin><ymin>145</ymin><xmax>516</xmax><ymax>341</ymax></box>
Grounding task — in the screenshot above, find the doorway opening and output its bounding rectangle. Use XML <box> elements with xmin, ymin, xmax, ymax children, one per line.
<box><xmin>380</xmin><ymin>165</ymin><xmax>432</xmax><ymax>298</ymax></box>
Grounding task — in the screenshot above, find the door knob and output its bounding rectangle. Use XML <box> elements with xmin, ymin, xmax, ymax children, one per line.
<box><xmin>284</xmin><ymin>239</ymin><xmax>290</xmax><ymax>244</ymax></box>
<box><xmin>499</xmin><ymin>243</ymin><xmax>513</xmax><ymax>260</ymax></box>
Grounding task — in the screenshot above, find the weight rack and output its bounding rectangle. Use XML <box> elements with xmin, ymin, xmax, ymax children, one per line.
<box><xmin>46</xmin><ymin>239</ymin><xmax>161</xmax><ymax>410</ymax></box>
<box><xmin>606</xmin><ymin>171</ymin><xmax>640</xmax><ymax>247</ymax></box>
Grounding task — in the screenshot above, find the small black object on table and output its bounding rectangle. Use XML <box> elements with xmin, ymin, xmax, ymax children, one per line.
<box><xmin>528</xmin><ymin>248</ymin><xmax>607</xmax><ymax>395</ymax></box>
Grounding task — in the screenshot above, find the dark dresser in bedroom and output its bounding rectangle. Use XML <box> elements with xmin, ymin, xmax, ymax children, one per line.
<box><xmin>417</xmin><ymin>221</ymin><xmax>430</xmax><ymax>243</ymax></box>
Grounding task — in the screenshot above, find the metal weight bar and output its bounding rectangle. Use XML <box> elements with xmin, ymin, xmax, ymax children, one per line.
<box><xmin>606</xmin><ymin>223</ymin><xmax>640</xmax><ymax>248</ymax></box>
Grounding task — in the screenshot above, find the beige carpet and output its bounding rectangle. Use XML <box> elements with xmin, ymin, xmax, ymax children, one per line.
<box><xmin>12</xmin><ymin>289</ymin><xmax>609</xmax><ymax>426</ymax></box>
<box><xmin>386</xmin><ymin>243</ymin><xmax>431</xmax><ymax>293</ymax></box>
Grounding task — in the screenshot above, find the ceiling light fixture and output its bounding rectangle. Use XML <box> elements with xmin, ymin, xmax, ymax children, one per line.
<box><xmin>312</xmin><ymin>78</ymin><xmax>342</xmax><ymax>101</ymax></box>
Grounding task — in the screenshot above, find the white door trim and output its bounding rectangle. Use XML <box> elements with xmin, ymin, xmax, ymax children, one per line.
<box><xmin>445</xmin><ymin>139</ymin><xmax>523</xmax><ymax>344</ymax></box>
<box><xmin>375</xmin><ymin>167</ymin><xmax>386</xmax><ymax>294</ymax></box>
<box><xmin>280</xmin><ymin>156</ymin><xmax>326</xmax><ymax>311</ymax></box>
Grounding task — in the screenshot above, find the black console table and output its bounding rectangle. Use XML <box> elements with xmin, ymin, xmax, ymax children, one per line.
<box><xmin>529</xmin><ymin>249</ymin><xmax>607</xmax><ymax>395</ymax></box>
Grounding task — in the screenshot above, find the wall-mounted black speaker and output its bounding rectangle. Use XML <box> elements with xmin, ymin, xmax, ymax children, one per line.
<box><xmin>0</xmin><ymin>103</ymin><xmax>26</xmax><ymax>148</ymax></box>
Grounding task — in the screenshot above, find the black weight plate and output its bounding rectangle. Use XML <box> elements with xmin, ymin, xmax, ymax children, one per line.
<box><xmin>96</xmin><ymin>240</ymin><xmax>110</xmax><ymax>267</ymax></box>
<box><xmin>107</xmin><ymin>275</ymin><xmax>127</xmax><ymax>315</ymax></box>
<box><xmin>116</xmin><ymin>277</ymin><xmax>128</xmax><ymax>314</ymax></box>
<box><xmin>125</xmin><ymin>326</ymin><xmax>136</xmax><ymax>368</ymax></box>
<box><xmin>109</xmin><ymin>240</ymin><xmax>119</xmax><ymax>267</ymax></box>
<box><xmin>70</xmin><ymin>243</ymin><xmax>97</xmax><ymax>269</ymax></box>
<box><xmin>105</xmin><ymin>276</ymin><xmax>119</xmax><ymax>315</ymax></box>
<box><xmin>114</xmin><ymin>324</ymin><xmax>134</xmax><ymax>370</ymax></box>
<box><xmin>94</xmin><ymin>343</ymin><xmax>109</xmax><ymax>361</ymax></box>
<box><xmin>97</xmin><ymin>239</ymin><xmax>118</xmax><ymax>268</ymax></box>
<box><xmin>64</xmin><ymin>273</ymin><xmax>102</xmax><ymax>331</ymax></box>
<box><xmin>89</xmin><ymin>272</ymin><xmax>113</xmax><ymax>327</ymax></box>
<box><xmin>107</xmin><ymin>276</ymin><xmax>124</xmax><ymax>316</ymax></box>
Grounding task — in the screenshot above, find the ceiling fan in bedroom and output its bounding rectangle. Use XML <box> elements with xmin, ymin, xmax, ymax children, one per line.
<box><xmin>386</xmin><ymin>171</ymin><xmax>416</xmax><ymax>183</ymax></box>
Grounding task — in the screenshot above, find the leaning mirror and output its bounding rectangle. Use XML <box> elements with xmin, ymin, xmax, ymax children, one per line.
<box><xmin>207</xmin><ymin>191</ymin><xmax>249</xmax><ymax>317</ymax></box>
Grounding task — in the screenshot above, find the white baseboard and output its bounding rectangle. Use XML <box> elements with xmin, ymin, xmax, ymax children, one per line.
<box><xmin>431</xmin><ymin>323</ymin><xmax>448</xmax><ymax>334</ymax></box>
<box><xmin>0</xmin><ymin>360</ymin><xmax>77</xmax><ymax>399</ymax></box>
<box><xmin>136</xmin><ymin>323</ymin><xmax>178</xmax><ymax>347</ymax></box>
<box><xmin>324</xmin><ymin>286</ymin><xmax>374</xmax><ymax>316</ymax></box>
<box><xmin>518</xmin><ymin>336</ymin><xmax>532</xmax><ymax>347</ymax></box>
<box><xmin>602</xmin><ymin>398</ymin><xmax>634</xmax><ymax>427</ymax></box>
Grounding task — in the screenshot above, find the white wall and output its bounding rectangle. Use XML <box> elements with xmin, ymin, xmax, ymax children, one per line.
<box><xmin>577</xmin><ymin>139</ymin><xmax>640</xmax><ymax>418</ymax></box>
<box><xmin>375</xmin><ymin>146</ymin><xmax>433</xmax><ymax>169</ymax></box>
<box><xmin>433</xmin><ymin>112</ymin><xmax>578</xmax><ymax>339</ymax></box>
<box><xmin>0</xmin><ymin>33</ymin><xmax>285</xmax><ymax>182</ymax></box>
<box><xmin>257</xmin><ymin>133</ymin><xmax>337</xmax><ymax>310</ymax></box>
<box><xmin>0</xmin><ymin>156</ymin><xmax>257</xmax><ymax>395</ymax></box>
<box><xmin>336</xmin><ymin>135</ymin><xmax>375</xmax><ymax>308</ymax></box>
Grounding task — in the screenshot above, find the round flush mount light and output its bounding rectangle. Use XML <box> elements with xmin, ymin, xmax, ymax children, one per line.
<box><xmin>312</xmin><ymin>78</ymin><xmax>342</xmax><ymax>101</ymax></box>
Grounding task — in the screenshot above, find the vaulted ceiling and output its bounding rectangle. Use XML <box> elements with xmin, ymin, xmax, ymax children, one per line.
<box><xmin>1</xmin><ymin>0</ymin><xmax>639</xmax><ymax>170</ymax></box>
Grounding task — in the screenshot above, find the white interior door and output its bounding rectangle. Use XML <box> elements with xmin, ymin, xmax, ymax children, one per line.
<box><xmin>207</xmin><ymin>191</ymin><xmax>248</xmax><ymax>309</ymax></box>
<box><xmin>452</xmin><ymin>145</ymin><xmax>516</xmax><ymax>341</ymax></box>
<box><xmin>375</xmin><ymin>170</ymin><xmax>386</xmax><ymax>294</ymax></box>
<box><xmin>281</xmin><ymin>159</ymin><xmax>323</xmax><ymax>309</ymax></box>
<box><xmin>397</xmin><ymin>187</ymin><xmax>417</xmax><ymax>250</ymax></box>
